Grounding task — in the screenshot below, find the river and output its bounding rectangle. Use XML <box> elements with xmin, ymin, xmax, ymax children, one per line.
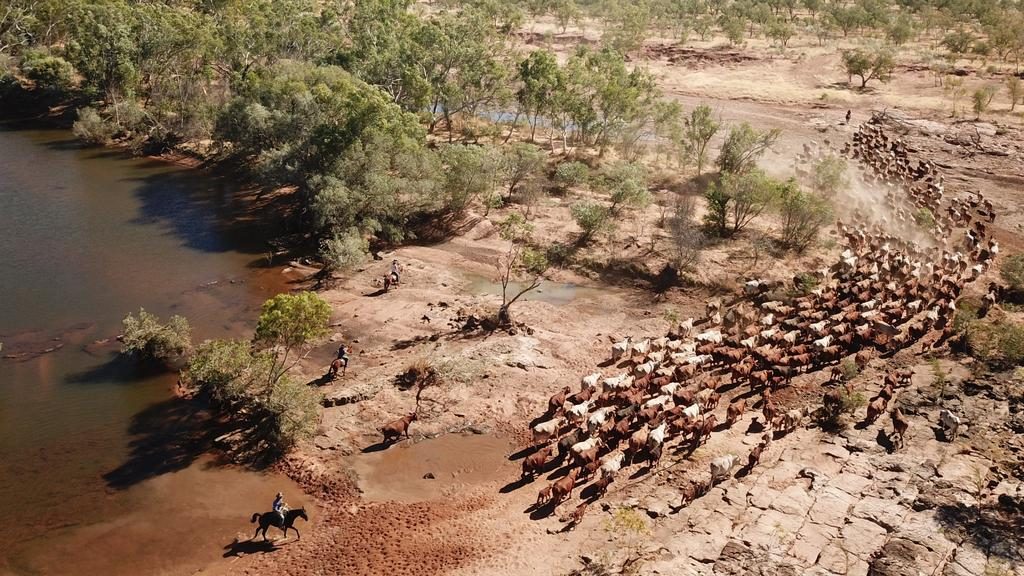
<box><xmin>0</xmin><ymin>128</ymin><xmax>307</xmax><ymax>576</ymax></box>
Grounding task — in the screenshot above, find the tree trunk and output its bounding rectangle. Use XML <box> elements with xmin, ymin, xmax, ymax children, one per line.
<box><xmin>497</xmin><ymin>304</ymin><xmax>513</xmax><ymax>327</ymax></box>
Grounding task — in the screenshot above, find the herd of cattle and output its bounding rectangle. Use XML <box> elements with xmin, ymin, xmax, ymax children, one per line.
<box><xmin>519</xmin><ymin>115</ymin><xmax>995</xmax><ymax>527</ymax></box>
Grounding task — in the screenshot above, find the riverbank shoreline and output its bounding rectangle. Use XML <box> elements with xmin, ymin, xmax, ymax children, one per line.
<box><xmin>0</xmin><ymin>125</ymin><xmax>326</xmax><ymax>576</ymax></box>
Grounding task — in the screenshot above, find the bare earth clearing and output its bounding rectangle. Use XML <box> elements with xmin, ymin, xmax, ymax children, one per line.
<box><xmin>210</xmin><ymin>27</ymin><xmax>1024</xmax><ymax>576</ymax></box>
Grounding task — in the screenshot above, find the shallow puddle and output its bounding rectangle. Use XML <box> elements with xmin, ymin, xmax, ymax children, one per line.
<box><xmin>350</xmin><ymin>434</ymin><xmax>515</xmax><ymax>503</ymax></box>
<box><xmin>463</xmin><ymin>273</ymin><xmax>606</xmax><ymax>305</ymax></box>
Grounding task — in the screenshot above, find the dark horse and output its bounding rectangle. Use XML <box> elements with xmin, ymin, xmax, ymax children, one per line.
<box><xmin>251</xmin><ymin>507</ymin><xmax>309</xmax><ymax>541</ymax></box>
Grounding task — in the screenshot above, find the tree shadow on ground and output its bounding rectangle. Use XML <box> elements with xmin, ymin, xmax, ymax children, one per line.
<box><xmin>103</xmin><ymin>395</ymin><xmax>236</xmax><ymax>489</ymax></box>
<box><xmin>934</xmin><ymin>499</ymin><xmax>1024</xmax><ymax>564</ymax></box>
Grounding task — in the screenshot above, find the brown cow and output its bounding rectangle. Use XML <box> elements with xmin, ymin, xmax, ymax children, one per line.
<box><xmin>574</xmin><ymin>446</ymin><xmax>601</xmax><ymax>469</ymax></box>
<box><xmin>822</xmin><ymin>389</ymin><xmax>844</xmax><ymax>419</ymax></box>
<box><xmin>698</xmin><ymin>414</ymin><xmax>718</xmax><ymax>443</ymax></box>
<box><xmin>550</xmin><ymin>468</ymin><xmax>580</xmax><ymax>505</ymax></box>
<box><xmin>565</xmin><ymin>502</ymin><xmax>587</xmax><ymax>530</ymax></box>
<box><xmin>890</xmin><ymin>408</ymin><xmax>909</xmax><ymax>449</ymax></box>
<box><xmin>726</xmin><ymin>399</ymin><xmax>747</xmax><ymax>427</ymax></box>
<box><xmin>762</xmin><ymin>399</ymin><xmax>778</xmax><ymax>427</ymax></box>
<box><xmin>865</xmin><ymin>396</ymin><xmax>887</xmax><ymax>424</ymax></box>
<box><xmin>627</xmin><ymin>426</ymin><xmax>649</xmax><ymax>463</ymax></box>
<box><xmin>567</xmin><ymin>386</ymin><xmax>593</xmax><ymax>405</ymax></box>
<box><xmin>703</xmin><ymin>391</ymin><xmax>721</xmax><ymax>411</ymax></box>
<box><xmin>536</xmin><ymin>485</ymin><xmax>553</xmax><ymax>507</ymax></box>
<box><xmin>594</xmin><ymin>473</ymin><xmax>614</xmax><ymax>498</ymax></box>
<box><xmin>747</xmin><ymin>442</ymin><xmax>766</xmax><ymax>469</ymax></box>
<box><xmin>548</xmin><ymin>386</ymin><xmax>571</xmax><ymax>415</ymax></box>
<box><xmin>521</xmin><ymin>444</ymin><xmax>555</xmax><ymax>479</ymax></box>
<box><xmin>381</xmin><ymin>412</ymin><xmax>417</xmax><ymax>444</ymax></box>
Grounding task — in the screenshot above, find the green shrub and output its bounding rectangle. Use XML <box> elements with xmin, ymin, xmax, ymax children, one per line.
<box><xmin>182</xmin><ymin>340</ymin><xmax>320</xmax><ymax>450</ymax></box>
<box><xmin>964</xmin><ymin>317</ymin><xmax>1024</xmax><ymax>367</ymax></box>
<box><xmin>838</xmin><ymin>358</ymin><xmax>859</xmax><ymax>381</ymax></box>
<box><xmin>703</xmin><ymin>169</ymin><xmax>786</xmax><ymax>238</ymax></box>
<box><xmin>794</xmin><ymin>272</ymin><xmax>820</xmax><ymax>294</ymax></box>
<box><xmin>21</xmin><ymin>51</ymin><xmax>76</xmax><ymax>95</ymax></box>
<box><xmin>914</xmin><ymin>207</ymin><xmax>936</xmax><ymax>229</ymax></box>
<box><xmin>1001</xmin><ymin>253</ymin><xmax>1024</xmax><ymax>292</ymax></box>
<box><xmin>0</xmin><ymin>72</ymin><xmax>23</xmax><ymax>101</ymax></box>
<box><xmin>716</xmin><ymin>123</ymin><xmax>780</xmax><ymax>175</ymax></box>
<box><xmin>545</xmin><ymin>241</ymin><xmax>575</xmax><ymax>267</ymax></box>
<box><xmin>121</xmin><ymin>309</ymin><xmax>192</xmax><ymax>362</ymax></box>
<box><xmin>182</xmin><ymin>339</ymin><xmax>272</xmax><ymax>405</ymax></box>
<box><xmin>265</xmin><ymin>376</ymin><xmax>322</xmax><ymax>449</ymax></box>
<box><xmin>320</xmin><ymin>228</ymin><xmax>368</xmax><ymax>272</ymax></box>
<box><xmin>553</xmin><ymin>160</ymin><xmax>590</xmax><ymax>190</ymax></box>
<box><xmin>777</xmin><ymin>183</ymin><xmax>833</xmax><ymax>252</ymax></box>
<box><xmin>571</xmin><ymin>201</ymin><xmax>612</xmax><ymax>243</ymax></box>
<box><xmin>72</xmin><ymin>106</ymin><xmax>115</xmax><ymax>144</ymax></box>
<box><xmin>594</xmin><ymin>161</ymin><xmax>649</xmax><ymax>213</ymax></box>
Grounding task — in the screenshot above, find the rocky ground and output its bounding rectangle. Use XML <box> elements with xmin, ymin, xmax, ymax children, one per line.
<box><xmin>210</xmin><ymin>32</ymin><xmax>1024</xmax><ymax>576</ymax></box>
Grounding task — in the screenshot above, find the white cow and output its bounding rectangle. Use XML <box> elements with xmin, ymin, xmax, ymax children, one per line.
<box><xmin>939</xmin><ymin>409</ymin><xmax>962</xmax><ymax>441</ymax></box>
<box><xmin>710</xmin><ymin>454</ymin><xmax>739</xmax><ymax>482</ymax></box>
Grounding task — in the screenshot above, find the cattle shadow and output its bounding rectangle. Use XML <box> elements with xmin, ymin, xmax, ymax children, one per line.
<box><xmin>734</xmin><ymin>463</ymin><xmax>755</xmax><ymax>479</ymax></box>
<box><xmin>364</xmin><ymin>288</ymin><xmax>389</xmax><ymax>298</ymax></box>
<box><xmin>528</xmin><ymin>502</ymin><xmax>558</xmax><ymax>520</ymax></box>
<box><xmin>629</xmin><ymin>465</ymin><xmax>653</xmax><ymax>480</ymax></box>
<box><xmin>500</xmin><ymin>476</ymin><xmax>532</xmax><ymax>493</ymax></box>
<box><xmin>545</xmin><ymin>465</ymin><xmax>572</xmax><ymax>481</ymax></box>
<box><xmin>744</xmin><ymin>419</ymin><xmax>766</xmax><ymax>434</ymax></box>
<box><xmin>716</xmin><ymin>380</ymin><xmax>742</xmax><ymax>395</ymax></box>
<box><xmin>222</xmin><ymin>538</ymin><xmax>281</xmax><ymax>558</ymax></box>
<box><xmin>361</xmin><ymin>440</ymin><xmax>393</xmax><ymax>453</ymax></box>
<box><xmin>508</xmin><ymin>445</ymin><xmax>541</xmax><ymax>461</ymax></box>
<box><xmin>875</xmin><ymin>428</ymin><xmax>896</xmax><ymax>452</ymax></box>
<box><xmin>528</xmin><ymin>414</ymin><xmax>554</xmax><ymax>428</ymax></box>
<box><xmin>578</xmin><ymin>482</ymin><xmax>604</xmax><ymax>502</ymax></box>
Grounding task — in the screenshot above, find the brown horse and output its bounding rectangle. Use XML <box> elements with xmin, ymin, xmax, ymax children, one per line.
<box><xmin>328</xmin><ymin>357</ymin><xmax>346</xmax><ymax>379</ymax></box>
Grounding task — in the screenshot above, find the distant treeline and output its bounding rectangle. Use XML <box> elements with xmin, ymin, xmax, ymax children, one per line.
<box><xmin>1</xmin><ymin>0</ymin><xmax>1020</xmax><ymax>265</ymax></box>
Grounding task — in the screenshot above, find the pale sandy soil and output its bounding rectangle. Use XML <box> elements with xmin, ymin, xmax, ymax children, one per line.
<box><xmin>206</xmin><ymin>22</ymin><xmax>1024</xmax><ymax>576</ymax></box>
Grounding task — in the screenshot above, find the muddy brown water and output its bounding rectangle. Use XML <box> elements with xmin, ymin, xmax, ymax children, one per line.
<box><xmin>0</xmin><ymin>128</ymin><xmax>306</xmax><ymax>576</ymax></box>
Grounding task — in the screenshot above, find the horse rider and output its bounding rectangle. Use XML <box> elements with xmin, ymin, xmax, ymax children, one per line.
<box><xmin>335</xmin><ymin>342</ymin><xmax>350</xmax><ymax>375</ymax></box>
<box><xmin>389</xmin><ymin>259</ymin><xmax>401</xmax><ymax>285</ymax></box>
<box><xmin>272</xmin><ymin>492</ymin><xmax>288</xmax><ymax>525</ymax></box>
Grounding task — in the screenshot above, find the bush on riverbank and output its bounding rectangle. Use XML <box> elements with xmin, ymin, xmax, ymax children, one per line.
<box><xmin>180</xmin><ymin>292</ymin><xmax>330</xmax><ymax>454</ymax></box>
<box><xmin>120</xmin><ymin>308</ymin><xmax>192</xmax><ymax>362</ymax></box>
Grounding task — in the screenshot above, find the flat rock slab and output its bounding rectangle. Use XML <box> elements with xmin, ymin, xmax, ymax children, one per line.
<box><xmin>808</xmin><ymin>487</ymin><xmax>855</xmax><ymax>528</ymax></box>
<box><xmin>851</xmin><ymin>495</ymin><xmax>907</xmax><ymax>532</ymax></box>
<box><xmin>770</xmin><ymin>484</ymin><xmax>816</xmax><ymax>516</ymax></box>
<box><xmin>839</xmin><ymin>518</ymin><xmax>889</xmax><ymax>560</ymax></box>
<box><xmin>828</xmin><ymin>472</ymin><xmax>873</xmax><ymax>497</ymax></box>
